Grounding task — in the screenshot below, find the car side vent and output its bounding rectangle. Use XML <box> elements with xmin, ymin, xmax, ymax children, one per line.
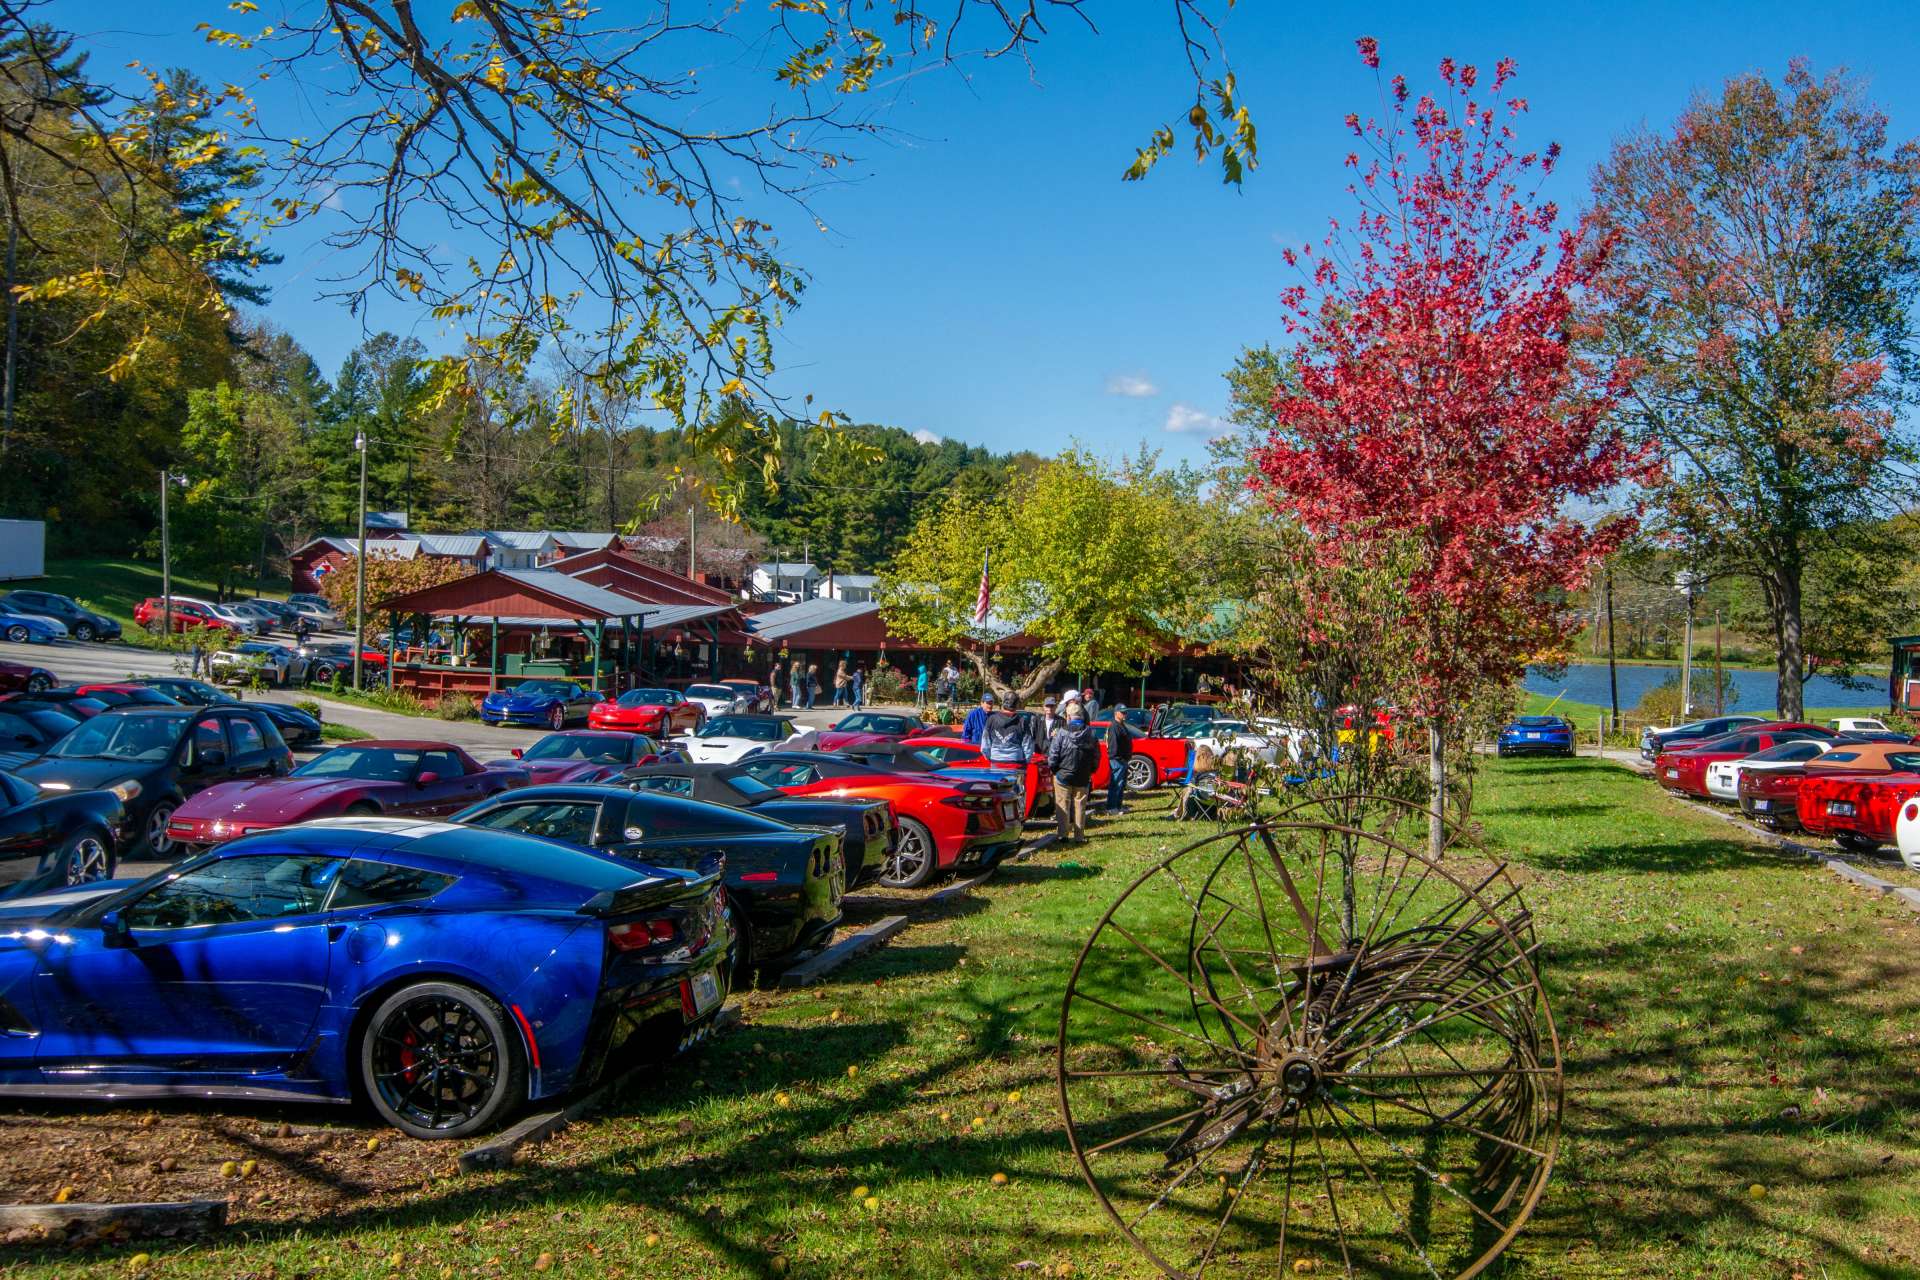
<box><xmin>0</xmin><ymin>993</ymin><xmax>36</xmax><ymax>1035</ymax></box>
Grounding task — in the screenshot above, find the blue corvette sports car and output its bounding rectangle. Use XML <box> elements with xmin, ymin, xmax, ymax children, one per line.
<box><xmin>479</xmin><ymin>680</ymin><xmax>604</xmax><ymax>729</ymax></box>
<box><xmin>1496</xmin><ymin>715</ymin><xmax>1575</xmax><ymax>758</ymax></box>
<box><xmin>0</xmin><ymin>816</ymin><xmax>732</xmax><ymax>1138</ymax></box>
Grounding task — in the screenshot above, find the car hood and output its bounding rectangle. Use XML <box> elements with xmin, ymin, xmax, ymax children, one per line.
<box><xmin>499</xmin><ymin>760</ymin><xmax>612</xmax><ymax>784</ymax></box>
<box><xmin>484</xmin><ymin>690</ymin><xmax>559</xmax><ymax>709</ymax></box>
<box><xmin>12</xmin><ymin>757</ymin><xmax>156</xmax><ymax>790</ymax></box>
<box><xmin>175</xmin><ymin>776</ymin><xmax>387</xmax><ymax>821</ymax></box>
<box><xmin>600</xmin><ymin>702</ymin><xmax>668</xmax><ymax>717</ymax></box>
<box><xmin>682</xmin><ymin>737</ymin><xmax>763</xmax><ymax>758</ymax></box>
<box><xmin>0</xmin><ymin>879</ymin><xmax>129</xmax><ymax>926</ymax></box>
<box><xmin>816</xmin><ymin>730</ymin><xmax>898</xmax><ymax>750</ymax></box>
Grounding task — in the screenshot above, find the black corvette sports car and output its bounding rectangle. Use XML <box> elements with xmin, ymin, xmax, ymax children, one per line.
<box><xmin>0</xmin><ymin>769</ymin><xmax>124</xmax><ymax>895</ymax></box>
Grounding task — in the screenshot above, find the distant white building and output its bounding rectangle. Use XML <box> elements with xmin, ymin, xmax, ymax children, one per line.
<box><xmin>751</xmin><ymin>561</ymin><xmax>822</xmax><ymax>602</ymax></box>
<box><xmin>819</xmin><ymin>573</ymin><xmax>878</xmax><ymax>604</ymax></box>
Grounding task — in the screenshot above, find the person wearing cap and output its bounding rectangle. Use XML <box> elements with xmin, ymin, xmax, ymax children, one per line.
<box><xmin>1082</xmin><ymin>687</ymin><xmax>1101</xmax><ymax>720</ymax></box>
<box><xmin>1046</xmin><ymin>702</ymin><xmax>1099</xmax><ymax>844</ymax></box>
<box><xmin>961</xmin><ymin>691</ymin><xmax>995</xmax><ymax>744</ymax></box>
<box><xmin>1104</xmin><ymin>703</ymin><xmax>1138</xmax><ymax>815</ymax></box>
<box><xmin>1037</xmin><ymin>695</ymin><xmax>1065</xmax><ymax>742</ymax></box>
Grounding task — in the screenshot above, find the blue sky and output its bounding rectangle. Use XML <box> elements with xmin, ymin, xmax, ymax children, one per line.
<box><xmin>60</xmin><ymin>1</ymin><xmax>1920</xmax><ymax>464</ymax></box>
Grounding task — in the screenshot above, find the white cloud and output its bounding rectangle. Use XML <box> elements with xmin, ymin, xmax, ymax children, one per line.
<box><xmin>1105</xmin><ymin>373</ymin><xmax>1158</xmax><ymax>398</ymax></box>
<box><xmin>1164</xmin><ymin>403</ymin><xmax>1225</xmax><ymax>435</ymax></box>
<box><xmin>912</xmin><ymin>429</ymin><xmax>940</xmax><ymax>446</ymax></box>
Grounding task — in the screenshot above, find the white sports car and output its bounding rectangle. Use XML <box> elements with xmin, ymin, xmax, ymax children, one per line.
<box><xmin>1897</xmin><ymin>797</ymin><xmax>1920</xmax><ymax>870</ymax></box>
<box><xmin>672</xmin><ymin>713</ymin><xmax>818</xmax><ymax>764</ymax></box>
<box><xmin>1711</xmin><ymin>738</ymin><xmax>1835</xmax><ymax>804</ymax></box>
<box><xmin>683</xmin><ymin>682</ymin><xmax>754</xmax><ymax>719</ymax></box>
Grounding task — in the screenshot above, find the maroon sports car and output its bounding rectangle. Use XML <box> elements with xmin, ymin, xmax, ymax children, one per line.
<box><xmin>168</xmin><ymin>739</ymin><xmax>529</xmax><ymax>848</ymax></box>
<box><xmin>815</xmin><ymin>710</ymin><xmax>928</xmax><ymax>752</ymax></box>
<box><xmin>489</xmin><ymin>729</ymin><xmax>674</xmax><ymax>784</ymax></box>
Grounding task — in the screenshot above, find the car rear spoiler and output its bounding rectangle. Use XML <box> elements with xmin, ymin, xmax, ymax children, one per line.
<box><xmin>578</xmin><ymin>861</ymin><xmax>722</xmax><ymax>917</ymax></box>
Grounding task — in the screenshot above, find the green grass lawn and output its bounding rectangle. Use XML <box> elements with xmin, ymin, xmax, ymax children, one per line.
<box><xmin>31</xmin><ymin>556</ymin><xmax>293</xmax><ymax>629</ymax></box>
<box><xmin>13</xmin><ymin>758</ymin><xmax>1920</xmax><ymax>1278</ymax></box>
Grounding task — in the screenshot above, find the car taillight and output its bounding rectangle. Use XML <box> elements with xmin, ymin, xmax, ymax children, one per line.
<box><xmin>942</xmin><ymin>793</ymin><xmax>996</xmax><ymax>811</ymax></box>
<box><xmin>608</xmin><ymin>918</ymin><xmax>677</xmax><ymax>951</ymax></box>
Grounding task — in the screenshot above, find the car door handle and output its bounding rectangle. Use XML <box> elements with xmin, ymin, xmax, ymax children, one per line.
<box><xmin>326</xmin><ymin>923</ymin><xmax>347</xmax><ymax>941</ymax></box>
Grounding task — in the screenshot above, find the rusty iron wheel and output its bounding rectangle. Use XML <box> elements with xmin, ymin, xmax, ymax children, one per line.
<box><xmin>1057</xmin><ymin>813</ymin><xmax>1559</xmax><ymax>1280</ymax></box>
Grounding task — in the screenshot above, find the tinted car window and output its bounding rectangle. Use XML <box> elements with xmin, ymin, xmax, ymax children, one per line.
<box><xmin>628</xmin><ymin>774</ymin><xmax>694</xmax><ymax>797</ymax></box>
<box><xmin>626</xmin><ymin>795</ymin><xmax>783</xmax><ymax>837</ymax></box>
<box><xmin>50</xmin><ymin>714</ymin><xmax>183</xmax><ymax>762</ymax></box>
<box><xmin>329</xmin><ymin>859</ymin><xmax>455</xmax><ymax>908</ymax></box>
<box><xmin>193</xmin><ymin>717</ymin><xmax>227</xmax><ymax>760</ymax></box>
<box><xmin>738</xmin><ymin>759</ymin><xmax>820</xmax><ymax>786</ymax></box>
<box><xmin>125</xmin><ymin>854</ymin><xmax>341</xmax><ymax>928</ymax></box>
<box><xmin>1746</xmin><ymin>741</ymin><xmax>1826</xmax><ymax>764</ymax></box>
<box><xmin>524</xmin><ymin>734</ymin><xmax>646</xmax><ymax>763</ymax></box>
<box><xmin>295</xmin><ymin>746</ymin><xmax>421</xmax><ymax>781</ymax></box>
<box><xmin>701</xmin><ymin>716</ymin><xmax>788</xmax><ymax>741</ymax></box>
<box><xmin>229</xmin><ymin>717</ymin><xmax>267</xmax><ymax>757</ymax></box>
<box><xmin>468</xmin><ymin>800</ymin><xmax>602</xmax><ymax>845</ymax></box>
<box><xmin>419</xmin><ymin>749</ymin><xmax>465</xmax><ymax>778</ymax></box>
<box><xmin>0</xmin><ymin>711</ymin><xmax>45</xmax><ymax>746</ymax></box>
<box><xmin>618</xmin><ymin>688</ymin><xmax>678</xmax><ymax>706</ymax></box>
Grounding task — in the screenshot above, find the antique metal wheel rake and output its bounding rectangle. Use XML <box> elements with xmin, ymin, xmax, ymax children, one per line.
<box><xmin>1056</xmin><ymin>809</ymin><xmax>1560</xmax><ymax>1279</ymax></box>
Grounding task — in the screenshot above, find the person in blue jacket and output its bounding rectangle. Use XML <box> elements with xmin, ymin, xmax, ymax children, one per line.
<box><xmin>961</xmin><ymin>691</ymin><xmax>995</xmax><ymax>744</ymax></box>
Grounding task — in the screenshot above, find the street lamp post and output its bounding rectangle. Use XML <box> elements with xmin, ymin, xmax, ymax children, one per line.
<box><xmin>1675</xmin><ymin>570</ymin><xmax>1700</xmax><ymax>718</ymax></box>
<box><xmin>353</xmin><ymin>430</ymin><xmax>369</xmax><ymax>690</ymax></box>
<box><xmin>159</xmin><ymin>469</ymin><xmax>173</xmax><ymax>637</ymax></box>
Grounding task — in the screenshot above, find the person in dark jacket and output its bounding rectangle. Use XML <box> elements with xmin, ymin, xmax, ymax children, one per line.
<box><xmin>982</xmin><ymin>696</ymin><xmax>1032</xmax><ymax>765</ymax></box>
<box><xmin>961</xmin><ymin>692</ymin><xmax>995</xmax><ymax>744</ymax></box>
<box><xmin>1046</xmin><ymin>708</ymin><xmax>1099</xmax><ymax>842</ymax></box>
<box><xmin>1104</xmin><ymin>704</ymin><xmax>1138</xmax><ymax>815</ymax></box>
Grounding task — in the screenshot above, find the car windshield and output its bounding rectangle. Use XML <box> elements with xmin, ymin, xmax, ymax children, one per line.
<box><xmin>294</xmin><ymin>746</ymin><xmax>422</xmax><ymax>781</ymax></box>
<box><xmin>523</xmin><ymin>734</ymin><xmax>637</xmax><ymax>763</ymax></box>
<box><xmin>516</xmin><ymin>682</ymin><xmax>576</xmax><ymax>698</ymax></box>
<box><xmin>834</xmin><ymin>713</ymin><xmax>912</xmax><ymax>734</ymax></box>
<box><xmin>617</xmin><ymin>688</ymin><xmax>675</xmax><ymax>706</ymax></box>
<box><xmin>1513</xmin><ymin>717</ymin><xmax>1562</xmax><ymax>728</ymax></box>
<box><xmin>701</xmin><ymin>716</ymin><xmax>786</xmax><ymax>741</ymax></box>
<box><xmin>1889</xmin><ymin>752</ymin><xmax>1920</xmax><ymax>771</ymax></box>
<box><xmin>49</xmin><ymin>714</ymin><xmax>184</xmax><ymax>761</ymax></box>
<box><xmin>686</xmin><ymin>685</ymin><xmax>734</xmax><ymax>700</ymax></box>
<box><xmin>1747</xmin><ymin>741</ymin><xmax>1827</xmax><ymax>763</ymax></box>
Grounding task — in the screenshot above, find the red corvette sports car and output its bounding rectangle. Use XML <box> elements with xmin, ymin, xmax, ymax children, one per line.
<box><xmin>731</xmin><ymin>751</ymin><xmax>1024</xmax><ymax>889</ymax></box>
<box><xmin>816</xmin><ymin>711</ymin><xmax>927</xmax><ymax>752</ymax></box>
<box><xmin>1796</xmin><ymin>746</ymin><xmax>1920</xmax><ymax>851</ymax></box>
<box><xmin>854</xmin><ymin>733</ymin><xmax>1054</xmax><ymax>821</ymax></box>
<box><xmin>0</xmin><ymin>659</ymin><xmax>54</xmax><ymax>694</ymax></box>
<box><xmin>167</xmin><ymin>739</ymin><xmax>530</xmax><ymax>848</ymax></box>
<box><xmin>1653</xmin><ymin>723</ymin><xmax>1834</xmax><ymax>798</ymax></box>
<box><xmin>489</xmin><ymin>729</ymin><xmax>675</xmax><ymax>784</ymax></box>
<box><xmin>1739</xmin><ymin>741</ymin><xmax>1913</xmax><ymax>830</ymax></box>
<box><xmin>589</xmin><ymin>686</ymin><xmax>706</xmax><ymax>736</ymax></box>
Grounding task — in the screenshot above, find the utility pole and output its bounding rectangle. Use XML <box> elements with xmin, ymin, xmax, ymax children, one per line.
<box><xmin>1605</xmin><ymin>567</ymin><xmax>1619</xmax><ymax>724</ymax></box>
<box><xmin>160</xmin><ymin>470</ymin><xmax>173</xmax><ymax>637</ymax></box>
<box><xmin>352</xmin><ymin>430</ymin><xmax>369</xmax><ymax>690</ymax></box>
<box><xmin>687</xmin><ymin>504</ymin><xmax>696</xmax><ymax>579</ymax></box>
<box><xmin>1677</xmin><ymin>571</ymin><xmax>1698</xmax><ymax>719</ymax></box>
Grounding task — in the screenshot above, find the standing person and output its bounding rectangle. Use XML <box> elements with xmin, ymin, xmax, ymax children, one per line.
<box><xmin>1083</xmin><ymin>687</ymin><xmax>1101</xmax><ymax>721</ymax></box>
<box><xmin>1104</xmin><ymin>704</ymin><xmax>1138</xmax><ymax>815</ymax></box>
<box><xmin>833</xmin><ymin>659</ymin><xmax>850</xmax><ymax>706</ymax></box>
<box><xmin>189</xmin><ymin>636</ymin><xmax>205</xmax><ymax>678</ymax></box>
<box><xmin>939</xmin><ymin>660</ymin><xmax>959</xmax><ymax>705</ymax></box>
<box><xmin>851</xmin><ymin>663</ymin><xmax>866</xmax><ymax>709</ymax></box>
<box><xmin>788</xmin><ymin>659</ymin><xmax>804</xmax><ymax>710</ymax></box>
<box><xmin>961</xmin><ymin>691</ymin><xmax>994</xmax><ymax>744</ymax></box>
<box><xmin>1046</xmin><ymin>704</ymin><xmax>1098</xmax><ymax>844</ymax></box>
<box><xmin>983</xmin><ymin>695</ymin><xmax>1032</xmax><ymax>766</ymax></box>
<box><xmin>915</xmin><ymin>662</ymin><xmax>930</xmax><ymax>709</ymax></box>
<box><xmin>805</xmin><ymin>663</ymin><xmax>822</xmax><ymax>709</ymax></box>
<box><xmin>1036</xmin><ymin>695</ymin><xmax>1064</xmax><ymax>743</ymax></box>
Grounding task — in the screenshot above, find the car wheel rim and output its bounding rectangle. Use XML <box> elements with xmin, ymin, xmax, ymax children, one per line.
<box><xmin>74</xmin><ymin>625</ymin><xmax>92</xmax><ymax>641</ymax></box>
<box><xmin>64</xmin><ymin>836</ymin><xmax>110</xmax><ymax>885</ymax></box>
<box><xmin>146</xmin><ymin>807</ymin><xmax>175</xmax><ymax>855</ymax></box>
<box><xmin>370</xmin><ymin>993</ymin><xmax>501</xmax><ymax>1131</ymax></box>
<box><xmin>6</xmin><ymin>627</ymin><xmax>23</xmax><ymax>643</ymax></box>
<box><xmin>26</xmin><ymin>676</ymin><xmax>49</xmax><ymax>692</ymax></box>
<box><xmin>1126</xmin><ymin>758</ymin><xmax>1152</xmax><ymax>790</ymax></box>
<box><xmin>887</xmin><ymin>826</ymin><xmax>930</xmax><ymax>885</ymax></box>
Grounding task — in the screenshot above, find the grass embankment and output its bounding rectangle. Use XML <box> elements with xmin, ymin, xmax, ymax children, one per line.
<box><xmin>12</xmin><ymin>758</ymin><xmax>1920</xmax><ymax>1278</ymax></box>
<box><xmin>31</xmin><ymin>557</ymin><xmax>294</xmax><ymax>630</ymax></box>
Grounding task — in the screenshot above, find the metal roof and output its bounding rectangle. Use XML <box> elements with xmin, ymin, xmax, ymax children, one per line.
<box><xmin>824</xmin><ymin>573</ymin><xmax>879</xmax><ymax>588</ymax></box>
<box><xmin>494</xmin><ymin>569</ymin><xmax>652</xmax><ymax>619</ymax></box>
<box><xmin>749</xmin><ymin>598</ymin><xmax>880</xmax><ymax>642</ymax></box>
<box><xmin>551</xmin><ymin>531</ymin><xmax>619</xmax><ymax>550</ymax></box>
<box><xmin>477</xmin><ymin>530</ymin><xmax>561</xmax><ymax>552</ymax></box>
<box><xmin>755</xmin><ymin>561</ymin><xmax>822</xmax><ymax>578</ymax></box>
<box><xmin>412</xmin><ymin>534</ymin><xmax>487</xmax><ymax>557</ymax></box>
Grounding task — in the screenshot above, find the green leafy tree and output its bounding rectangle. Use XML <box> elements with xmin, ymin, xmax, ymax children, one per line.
<box><xmin>879</xmin><ymin>450</ymin><xmax>1201</xmax><ymax>700</ymax></box>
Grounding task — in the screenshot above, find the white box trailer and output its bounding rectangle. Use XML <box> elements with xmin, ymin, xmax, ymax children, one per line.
<box><xmin>0</xmin><ymin>519</ymin><xmax>45</xmax><ymax>581</ymax></box>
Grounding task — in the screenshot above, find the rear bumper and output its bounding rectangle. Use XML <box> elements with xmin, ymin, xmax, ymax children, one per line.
<box><xmin>1499</xmin><ymin>738</ymin><xmax>1571</xmax><ymax>755</ymax></box>
<box><xmin>1740</xmin><ymin>796</ymin><xmax>1799</xmax><ymax>828</ymax></box>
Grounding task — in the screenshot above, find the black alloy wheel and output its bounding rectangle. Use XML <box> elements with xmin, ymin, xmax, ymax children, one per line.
<box><xmin>362</xmin><ymin>982</ymin><xmax>524</xmax><ymax>1140</ymax></box>
<box><xmin>25</xmin><ymin>673</ymin><xmax>51</xmax><ymax>693</ymax></box>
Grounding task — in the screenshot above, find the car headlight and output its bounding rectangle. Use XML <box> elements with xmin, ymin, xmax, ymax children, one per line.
<box><xmin>109</xmin><ymin>780</ymin><xmax>143</xmax><ymax>802</ymax></box>
<box><xmin>39</xmin><ymin>781</ymin><xmax>70</xmax><ymax>791</ymax></box>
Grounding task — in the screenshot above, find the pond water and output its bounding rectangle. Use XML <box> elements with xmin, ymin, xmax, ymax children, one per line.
<box><xmin>1522</xmin><ymin>661</ymin><xmax>1886</xmax><ymax>714</ymax></box>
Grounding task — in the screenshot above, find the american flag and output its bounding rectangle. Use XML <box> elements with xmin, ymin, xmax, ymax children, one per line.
<box><xmin>972</xmin><ymin>549</ymin><xmax>991</xmax><ymax>627</ymax></box>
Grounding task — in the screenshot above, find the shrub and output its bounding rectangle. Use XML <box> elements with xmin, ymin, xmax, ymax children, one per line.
<box><xmin>865</xmin><ymin>664</ymin><xmax>909</xmax><ymax>704</ymax></box>
<box><xmin>431</xmin><ymin>693</ymin><xmax>478</xmax><ymax>721</ymax></box>
<box><xmin>294</xmin><ymin>699</ymin><xmax>323</xmax><ymax>720</ymax></box>
<box><xmin>1636</xmin><ymin>675</ymin><xmax>1685</xmax><ymax>725</ymax></box>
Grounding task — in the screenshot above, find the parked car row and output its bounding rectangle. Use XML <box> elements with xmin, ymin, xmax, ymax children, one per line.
<box><xmin>1644</xmin><ymin>713</ymin><xmax>1920</xmax><ymax>868</ymax></box>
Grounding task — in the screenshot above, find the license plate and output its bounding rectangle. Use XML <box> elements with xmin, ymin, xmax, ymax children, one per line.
<box><xmin>1751</xmin><ymin>799</ymin><xmax>1772</xmax><ymax>811</ymax></box>
<box><xmin>1525</xmin><ymin>732</ymin><xmax>1539</xmax><ymax>740</ymax></box>
<box><xmin>685</xmin><ymin>970</ymin><xmax>720</xmax><ymax>1017</ymax></box>
<box><xmin>1001</xmin><ymin>799</ymin><xmax>1019</xmax><ymax>821</ymax></box>
<box><xmin>1829</xmin><ymin>801</ymin><xmax>1856</xmax><ymax>817</ymax></box>
<box><xmin>1665</xmin><ymin>769</ymin><xmax>1679</xmax><ymax>780</ymax></box>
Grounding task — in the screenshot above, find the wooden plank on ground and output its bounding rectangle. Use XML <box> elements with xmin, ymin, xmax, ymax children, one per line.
<box><xmin>0</xmin><ymin>1199</ymin><xmax>225</xmax><ymax>1236</ymax></box>
<box><xmin>929</xmin><ymin>869</ymin><xmax>996</xmax><ymax>904</ymax></box>
<box><xmin>778</xmin><ymin>916</ymin><xmax>909</xmax><ymax>988</ymax></box>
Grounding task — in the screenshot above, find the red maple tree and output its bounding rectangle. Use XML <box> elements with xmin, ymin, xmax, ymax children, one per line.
<box><xmin>1249</xmin><ymin>40</ymin><xmax>1651</xmax><ymax>852</ymax></box>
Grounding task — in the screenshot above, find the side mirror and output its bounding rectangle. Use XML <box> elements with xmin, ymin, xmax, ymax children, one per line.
<box><xmin>198</xmin><ymin>747</ymin><xmax>227</xmax><ymax>770</ymax></box>
<box><xmin>828</xmin><ymin>722</ymin><xmax>840</xmax><ymax>730</ymax></box>
<box><xmin>416</xmin><ymin>770</ymin><xmax>440</xmax><ymax>787</ymax></box>
<box><xmin>100</xmin><ymin>909</ymin><xmax>130</xmax><ymax>945</ymax></box>
<box><xmin>510</xmin><ymin>748</ymin><xmax>523</xmax><ymax>758</ymax></box>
